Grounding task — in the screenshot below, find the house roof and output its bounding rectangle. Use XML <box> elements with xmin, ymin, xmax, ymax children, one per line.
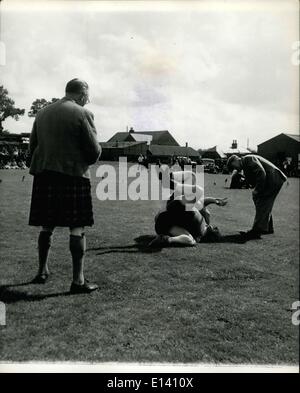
<box><xmin>137</xmin><ymin>131</ymin><xmax>179</xmax><ymax>145</ymax></box>
<box><xmin>203</xmin><ymin>145</ymin><xmax>227</xmax><ymax>158</ymax></box>
<box><xmin>149</xmin><ymin>144</ymin><xmax>199</xmax><ymax>157</ymax></box>
<box><xmin>107</xmin><ymin>132</ymin><xmax>135</xmax><ymax>143</ymax></box>
<box><xmin>100</xmin><ymin>141</ymin><xmax>146</xmax><ymax>148</ymax></box>
<box><xmin>258</xmin><ymin>133</ymin><xmax>300</xmax><ymax>146</ymax></box>
<box><xmin>200</xmin><ymin>145</ymin><xmax>254</xmax><ymax>157</ymax></box>
<box><xmin>224</xmin><ymin>146</ymin><xmax>252</xmax><ymax>155</ymax></box>
<box><xmin>107</xmin><ymin>130</ymin><xmax>180</xmax><ymax>146</ymax></box>
<box><xmin>285</xmin><ymin>134</ymin><xmax>300</xmax><ymax>142</ymax></box>
<box><xmin>131</xmin><ymin>133</ymin><xmax>153</xmax><ymax>144</ymax></box>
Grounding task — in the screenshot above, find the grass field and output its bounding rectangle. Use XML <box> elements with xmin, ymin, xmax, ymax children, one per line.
<box><xmin>0</xmin><ymin>163</ymin><xmax>299</xmax><ymax>364</ymax></box>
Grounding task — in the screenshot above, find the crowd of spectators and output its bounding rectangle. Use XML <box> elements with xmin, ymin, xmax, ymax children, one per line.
<box><xmin>0</xmin><ymin>145</ymin><xmax>28</xmax><ymax>169</ymax></box>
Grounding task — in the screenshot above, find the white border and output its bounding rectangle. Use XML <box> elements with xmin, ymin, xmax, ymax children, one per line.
<box><xmin>0</xmin><ymin>362</ymin><xmax>298</xmax><ymax>373</ymax></box>
<box><xmin>0</xmin><ymin>0</ymin><xmax>299</xmax><ymax>374</ymax></box>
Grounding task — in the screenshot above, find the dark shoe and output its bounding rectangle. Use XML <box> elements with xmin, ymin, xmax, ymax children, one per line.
<box><xmin>148</xmin><ymin>235</ymin><xmax>170</xmax><ymax>248</ymax></box>
<box><xmin>70</xmin><ymin>279</ymin><xmax>99</xmax><ymax>294</ymax></box>
<box><xmin>31</xmin><ymin>273</ymin><xmax>49</xmax><ymax>284</ymax></box>
<box><xmin>239</xmin><ymin>230</ymin><xmax>261</xmax><ymax>241</ymax></box>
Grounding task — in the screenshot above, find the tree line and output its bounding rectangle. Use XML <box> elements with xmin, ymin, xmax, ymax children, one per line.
<box><xmin>0</xmin><ymin>85</ymin><xmax>59</xmax><ymax>133</ymax></box>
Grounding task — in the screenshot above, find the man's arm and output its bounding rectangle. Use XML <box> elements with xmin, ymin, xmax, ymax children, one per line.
<box><xmin>27</xmin><ymin>120</ymin><xmax>38</xmax><ymax>167</ymax></box>
<box><xmin>244</xmin><ymin>156</ymin><xmax>266</xmax><ymax>194</ymax></box>
<box><xmin>80</xmin><ymin>110</ymin><xmax>102</xmax><ymax>165</ymax></box>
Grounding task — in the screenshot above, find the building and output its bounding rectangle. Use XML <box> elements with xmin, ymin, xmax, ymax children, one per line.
<box><xmin>200</xmin><ymin>140</ymin><xmax>254</xmax><ymax>161</ymax></box>
<box><xmin>257</xmin><ymin>133</ymin><xmax>300</xmax><ymax>175</ymax></box>
<box><xmin>223</xmin><ymin>139</ymin><xmax>255</xmax><ymax>157</ymax></box>
<box><xmin>199</xmin><ymin>146</ymin><xmax>227</xmax><ymax>161</ymax></box>
<box><xmin>100</xmin><ymin>141</ymin><xmax>148</xmax><ymax>161</ymax></box>
<box><xmin>198</xmin><ymin>140</ymin><xmax>255</xmax><ymax>172</ymax></box>
<box><xmin>102</xmin><ymin>128</ymin><xmax>200</xmax><ymax>163</ymax></box>
<box><xmin>0</xmin><ymin>132</ymin><xmax>30</xmax><ymax>155</ymax></box>
<box><xmin>147</xmin><ymin>144</ymin><xmax>200</xmax><ymax>163</ymax></box>
<box><xmin>107</xmin><ymin>128</ymin><xmax>180</xmax><ymax>146</ymax></box>
<box><xmin>0</xmin><ymin>132</ymin><xmax>30</xmax><ymax>147</ymax></box>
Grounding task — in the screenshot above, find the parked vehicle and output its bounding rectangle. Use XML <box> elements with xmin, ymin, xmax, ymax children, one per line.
<box><xmin>201</xmin><ymin>158</ymin><xmax>218</xmax><ymax>173</ymax></box>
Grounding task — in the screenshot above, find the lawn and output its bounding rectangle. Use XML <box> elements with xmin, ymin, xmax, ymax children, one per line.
<box><xmin>0</xmin><ymin>163</ymin><xmax>299</xmax><ymax>364</ymax></box>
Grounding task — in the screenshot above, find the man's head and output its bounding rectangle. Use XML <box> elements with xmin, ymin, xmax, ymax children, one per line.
<box><xmin>65</xmin><ymin>78</ymin><xmax>89</xmax><ymax>106</ymax></box>
<box><xmin>227</xmin><ymin>154</ymin><xmax>242</xmax><ymax>172</ymax></box>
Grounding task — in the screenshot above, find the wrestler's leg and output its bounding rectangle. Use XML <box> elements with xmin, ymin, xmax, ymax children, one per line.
<box><xmin>168</xmin><ymin>226</ymin><xmax>196</xmax><ymax>246</ymax></box>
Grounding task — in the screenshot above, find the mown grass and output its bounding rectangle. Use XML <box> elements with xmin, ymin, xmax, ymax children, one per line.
<box><xmin>0</xmin><ymin>163</ymin><xmax>298</xmax><ymax>363</ymax></box>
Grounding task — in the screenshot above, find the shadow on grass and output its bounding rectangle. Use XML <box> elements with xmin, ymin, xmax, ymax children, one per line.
<box><xmin>201</xmin><ymin>233</ymin><xmax>262</xmax><ymax>244</ymax></box>
<box><xmin>0</xmin><ymin>284</ymin><xmax>75</xmax><ymax>304</ymax></box>
<box><xmin>218</xmin><ymin>234</ymin><xmax>249</xmax><ymax>244</ymax></box>
<box><xmin>88</xmin><ymin>233</ymin><xmax>251</xmax><ymax>256</ymax></box>
<box><xmin>88</xmin><ymin>234</ymin><xmax>164</xmax><ymax>255</ymax></box>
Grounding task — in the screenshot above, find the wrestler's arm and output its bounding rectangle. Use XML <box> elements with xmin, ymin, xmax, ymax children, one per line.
<box><xmin>204</xmin><ymin>197</ymin><xmax>228</xmax><ymax>206</ymax></box>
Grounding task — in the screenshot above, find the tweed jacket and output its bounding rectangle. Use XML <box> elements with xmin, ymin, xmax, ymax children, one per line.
<box><xmin>241</xmin><ymin>155</ymin><xmax>287</xmax><ymax>195</ymax></box>
<box><xmin>29</xmin><ymin>97</ymin><xmax>101</xmax><ymax>178</ymax></box>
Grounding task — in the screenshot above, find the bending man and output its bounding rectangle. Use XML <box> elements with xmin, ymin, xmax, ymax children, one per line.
<box><xmin>227</xmin><ymin>154</ymin><xmax>287</xmax><ymax>240</ymax></box>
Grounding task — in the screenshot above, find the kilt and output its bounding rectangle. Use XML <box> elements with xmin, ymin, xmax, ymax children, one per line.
<box><xmin>29</xmin><ymin>170</ymin><xmax>94</xmax><ymax>227</ymax></box>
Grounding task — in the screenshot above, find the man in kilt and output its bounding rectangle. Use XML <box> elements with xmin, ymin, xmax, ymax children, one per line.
<box><xmin>28</xmin><ymin>78</ymin><xmax>101</xmax><ymax>293</ymax></box>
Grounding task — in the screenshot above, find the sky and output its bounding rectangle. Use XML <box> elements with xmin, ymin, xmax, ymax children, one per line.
<box><xmin>0</xmin><ymin>0</ymin><xmax>299</xmax><ymax>150</ymax></box>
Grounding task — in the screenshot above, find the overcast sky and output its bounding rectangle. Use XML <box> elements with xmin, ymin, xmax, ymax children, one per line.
<box><xmin>0</xmin><ymin>0</ymin><xmax>299</xmax><ymax>150</ymax></box>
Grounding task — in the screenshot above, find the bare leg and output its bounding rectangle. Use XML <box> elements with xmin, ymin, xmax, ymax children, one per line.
<box><xmin>37</xmin><ymin>226</ymin><xmax>54</xmax><ymax>276</ymax></box>
<box><xmin>69</xmin><ymin>227</ymin><xmax>85</xmax><ymax>285</ymax></box>
<box><xmin>168</xmin><ymin>226</ymin><xmax>196</xmax><ymax>246</ymax></box>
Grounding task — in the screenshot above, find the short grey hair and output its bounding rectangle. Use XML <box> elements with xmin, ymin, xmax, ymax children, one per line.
<box><xmin>65</xmin><ymin>78</ymin><xmax>89</xmax><ymax>94</ymax></box>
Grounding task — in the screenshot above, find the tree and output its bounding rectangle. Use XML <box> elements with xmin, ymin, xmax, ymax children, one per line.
<box><xmin>28</xmin><ymin>97</ymin><xmax>59</xmax><ymax>117</ymax></box>
<box><xmin>0</xmin><ymin>86</ymin><xmax>25</xmax><ymax>133</ymax></box>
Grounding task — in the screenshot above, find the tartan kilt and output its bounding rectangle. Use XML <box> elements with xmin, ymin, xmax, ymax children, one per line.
<box><xmin>29</xmin><ymin>171</ymin><xmax>94</xmax><ymax>227</ymax></box>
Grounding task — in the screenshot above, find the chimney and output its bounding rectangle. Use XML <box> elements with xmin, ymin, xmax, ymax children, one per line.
<box><xmin>185</xmin><ymin>142</ymin><xmax>188</xmax><ymax>147</ymax></box>
<box><xmin>231</xmin><ymin>139</ymin><xmax>238</xmax><ymax>149</ymax></box>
